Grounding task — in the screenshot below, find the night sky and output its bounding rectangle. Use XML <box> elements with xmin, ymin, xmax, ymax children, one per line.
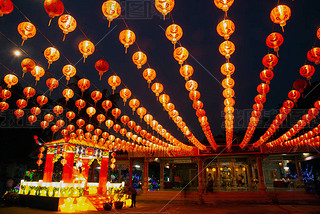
<box><xmin>1</xmin><ymin>0</ymin><xmax>320</xmax><ymax>149</ymax></box>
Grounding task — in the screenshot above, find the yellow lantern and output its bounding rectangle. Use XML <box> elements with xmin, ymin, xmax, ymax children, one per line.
<box><xmin>44</xmin><ymin>47</ymin><xmax>60</xmax><ymax>68</ymax></box>
<box><xmin>119</xmin><ymin>29</ymin><xmax>136</xmax><ymax>54</ymax></box>
<box><xmin>216</xmin><ymin>19</ymin><xmax>235</xmax><ymax>40</ymax></box>
<box><xmin>155</xmin><ymin>0</ymin><xmax>175</xmax><ymax>20</ymax></box>
<box><xmin>165</xmin><ymin>24</ymin><xmax>183</xmax><ymax>47</ymax></box>
<box><xmin>58</xmin><ymin>14</ymin><xmax>77</xmax><ymax>41</ymax></box>
<box><xmin>108</xmin><ymin>75</ymin><xmax>121</xmax><ymax>94</ymax></box>
<box><xmin>132</xmin><ymin>51</ymin><xmax>147</xmax><ymax>69</ymax></box>
<box><xmin>102</xmin><ymin>0</ymin><xmax>121</xmax><ymax>27</ymax></box>
<box><xmin>143</xmin><ymin>68</ymin><xmax>156</xmax><ymax>87</ymax></box>
<box><xmin>62</xmin><ymin>65</ymin><xmax>76</xmax><ymax>84</ymax></box>
<box><xmin>79</xmin><ymin>40</ymin><xmax>95</xmax><ymax>63</ymax></box>
<box><xmin>17</xmin><ymin>22</ymin><xmax>36</xmax><ymax>46</ymax></box>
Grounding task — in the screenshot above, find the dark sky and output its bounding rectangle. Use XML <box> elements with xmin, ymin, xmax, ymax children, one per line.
<box><xmin>1</xmin><ymin>0</ymin><xmax>320</xmax><ymax>147</ymax></box>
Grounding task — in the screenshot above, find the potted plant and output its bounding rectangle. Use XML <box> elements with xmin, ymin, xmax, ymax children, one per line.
<box><xmin>103</xmin><ymin>197</ymin><xmax>113</xmax><ymax>211</ymax></box>
<box><xmin>113</xmin><ymin>187</ymin><xmax>125</xmax><ymax>209</ymax></box>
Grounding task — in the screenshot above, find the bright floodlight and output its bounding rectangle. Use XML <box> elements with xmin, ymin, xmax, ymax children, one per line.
<box><xmin>14</xmin><ymin>50</ymin><xmax>21</xmax><ymax>56</ymax></box>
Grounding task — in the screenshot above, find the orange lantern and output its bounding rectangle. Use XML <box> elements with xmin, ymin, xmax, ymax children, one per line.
<box><xmin>0</xmin><ymin>101</ymin><xmax>8</xmax><ymax>111</ymax></box>
<box><xmin>40</xmin><ymin>120</ymin><xmax>49</xmax><ymax>130</ymax></box>
<box><xmin>288</xmin><ymin>90</ymin><xmax>301</xmax><ymax>103</ymax></box>
<box><xmin>44</xmin><ymin>113</ymin><xmax>54</xmax><ymax>122</ymax></box>
<box><xmin>111</xmin><ymin>108</ymin><xmax>121</xmax><ymax>119</ymax></box>
<box><xmin>169</xmin><ymin>109</ymin><xmax>179</xmax><ymax>118</ymax></box>
<box><xmin>223</xmin><ymin>88</ymin><xmax>235</xmax><ymax>98</ymax></box>
<box><xmin>189</xmin><ymin>90</ymin><xmax>200</xmax><ymax>102</ymax></box>
<box><xmin>108</xmin><ymin>75</ymin><xmax>121</xmax><ymax>94</ymax></box>
<box><xmin>56</xmin><ymin>119</ymin><xmax>65</xmax><ymax>128</ymax></box>
<box><xmin>105</xmin><ymin>119</ymin><xmax>114</xmax><ymax>129</ymax></box>
<box><xmin>270</xmin><ymin>5</ymin><xmax>291</xmax><ymax>32</ymax></box>
<box><xmin>4</xmin><ymin>74</ymin><xmax>18</xmax><ymax>88</ymax></box>
<box><xmin>173</xmin><ymin>47</ymin><xmax>189</xmax><ymax>65</ymax></box>
<box><xmin>165</xmin><ymin>103</ymin><xmax>175</xmax><ymax>112</ymax></box>
<box><xmin>31</xmin><ymin>66</ymin><xmax>45</xmax><ymax>84</ymax></box>
<box><xmin>51</xmin><ymin>125</ymin><xmax>59</xmax><ymax>133</ymax></box>
<box><xmin>66</xmin><ymin>111</ymin><xmax>75</xmax><ymax>122</ymax></box>
<box><xmin>121</xmin><ymin>115</ymin><xmax>130</xmax><ymax>126</ymax></box>
<box><xmin>216</xmin><ymin>19</ymin><xmax>235</xmax><ymax>40</ymax></box>
<box><xmin>62</xmin><ymin>65</ymin><xmax>76</xmax><ymax>84</ymax></box>
<box><xmin>17</xmin><ymin>22</ymin><xmax>36</xmax><ymax>46</ymax></box>
<box><xmin>58</xmin><ymin>14</ymin><xmax>77</xmax><ymax>41</ymax></box>
<box><xmin>46</xmin><ymin>78</ymin><xmax>59</xmax><ymax>95</ymax></box>
<box><xmin>214</xmin><ymin>0</ymin><xmax>234</xmax><ymax>14</ymax></box>
<box><xmin>86</xmin><ymin>124</ymin><xmax>94</xmax><ymax>132</ymax></box>
<box><xmin>300</xmin><ymin>65</ymin><xmax>315</xmax><ymax>82</ymax></box>
<box><xmin>86</xmin><ymin>107</ymin><xmax>96</xmax><ymax>118</ymax></box>
<box><xmin>75</xmin><ymin>99</ymin><xmax>86</xmax><ymax>112</ymax></box>
<box><xmin>193</xmin><ymin>100</ymin><xmax>203</xmax><ymax>110</ymax></box>
<box><xmin>137</xmin><ymin>107</ymin><xmax>147</xmax><ymax>120</ymax></box>
<box><xmin>159</xmin><ymin>94</ymin><xmax>170</xmax><ymax>107</ymax></box>
<box><xmin>262</xmin><ymin>54</ymin><xmax>278</xmax><ymax>70</ymax></box>
<box><xmin>61</xmin><ymin>129</ymin><xmax>69</xmax><ymax>137</ymax></box>
<box><xmin>151</xmin><ymin>82</ymin><xmax>164</xmax><ymax>98</ymax></box>
<box><xmin>254</xmin><ymin>95</ymin><xmax>266</xmax><ymax>104</ymax></box>
<box><xmin>91</xmin><ymin>91</ymin><xmax>103</xmax><ymax>104</ymax></box>
<box><xmin>23</xmin><ymin>87</ymin><xmax>36</xmax><ymax>100</ymax></box>
<box><xmin>78</xmin><ymin>78</ymin><xmax>90</xmax><ymax>96</ymax></box>
<box><xmin>102</xmin><ymin>100</ymin><xmax>112</xmax><ymax>112</ymax></box>
<box><xmin>119</xmin><ymin>29</ymin><xmax>136</xmax><ymax>53</ymax></box>
<box><xmin>97</xmin><ymin>114</ymin><xmax>106</xmax><ymax>124</ymax></box>
<box><xmin>94</xmin><ymin>128</ymin><xmax>102</xmax><ymax>136</ymax></box>
<box><xmin>44</xmin><ymin>0</ymin><xmax>64</xmax><ymax>26</ymax></box>
<box><xmin>180</xmin><ymin>65</ymin><xmax>194</xmax><ymax>81</ymax></box>
<box><xmin>185</xmin><ymin>80</ymin><xmax>198</xmax><ymax>91</ymax></box>
<box><xmin>0</xmin><ymin>89</ymin><xmax>11</xmax><ymax>101</ymax></box>
<box><xmin>28</xmin><ymin>115</ymin><xmax>37</xmax><ymax>125</ymax></box>
<box><xmin>283</xmin><ymin>100</ymin><xmax>294</xmax><ymax>109</ymax></box>
<box><xmin>257</xmin><ymin>83</ymin><xmax>270</xmax><ymax>96</ymax></box>
<box><xmin>260</xmin><ymin>69</ymin><xmax>274</xmax><ymax>84</ymax></box>
<box><xmin>129</xmin><ymin>98</ymin><xmax>140</xmax><ymax>114</ymax></box>
<box><xmin>196</xmin><ymin>109</ymin><xmax>206</xmax><ymax>117</ymax></box>
<box><xmin>165</xmin><ymin>24</ymin><xmax>183</xmax><ymax>46</ymax></box>
<box><xmin>62</xmin><ymin>88</ymin><xmax>74</xmax><ymax>102</ymax></box>
<box><xmin>307</xmin><ymin>47</ymin><xmax>320</xmax><ymax>65</ymax></box>
<box><xmin>132</xmin><ymin>51</ymin><xmax>147</xmax><ymax>69</ymax></box>
<box><xmin>79</xmin><ymin>40</ymin><xmax>95</xmax><ymax>63</ymax></box>
<box><xmin>37</xmin><ymin>95</ymin><xmax>48</xmax><ymax>107</ymax></box>
<box><xmin>95</xmin><ymin>59</ymin><xmax>109</xmax><ymax>80</ymax></box>
<box><xmin>21</xmin><ymin>58</ymin><xmax>35</xmax><ymax>77</ymax></box>
<box><xmin>0</xmin><ymin>0</ymin><xmax>13</xmax><ymax>17</ymax></box>
<box><xmin>120</xmin><ymin>128</ymin><xmax>127</xmax><ymax>136</ymax></box>
<box><xmin>144</xmin><ymin>114</ymin><xmax>153</xmax><ymax>124</ymax></box>
<box><xmin>222</xmin><ymin>77</ymin><xmax>235</xmax><ymax>89</ymax></box>
<box><xmin>219</xmin><ymin>41</ymin><xmax>235</xmax><ymax>60</ymax></box>
<box><xmin>76</xmin><ymin>118</ymin><xmax>85</xmax><ymax>128</ymax></box>
<box><xmin>224</xmin><ymin>97</ymin><xmax>235</xmax><ymax>107</ymax></box>
<box><xmin>113</xmin><ymin>124</ymin><xmax>121</xmax><ymax>133</ymax></box>
<box><xmin>16</xmin><ymin>99</ymin><xmax>28</xmax><ymax>109</ymax></box>
<box><xmin>44</xmin><ymin>47</ymin><xmax>60</xmax><ymax>68</ymax></box>
<box><xmin>120</xmin><ymin>88</ymin><xmax>132</xmax><ymax>105</ymax></box>
<box><xmin>53</xmin><ymin>105</ymin><xmax>63</xmax><ymax>117</ymax></box>
<box><xmin>155</xmin><ymin>0</ymin><xmax>175</xmax><ymax>20</ymax></box>
<box><xmin>102</xmin><ymin>0</ymin><xmax>121</xmax><ymax>27</ymax></box>
<box><xmin>134</xmin><ymin>125</ymin><xmax>142</xmax><ymax>133</ymax></box>
<box><xmin>31</xmin><ymin>107</ymin><xmax>41</xmax><ymax>116</ymax></box>
<box><xmin>266</xmin><ymin>32</ymin><xmax>284</xmax><ymax>57</ymax></box>
<box><xmin>143</xmin><ymin>68</ymin><xmax>156</xmax><ymax>87</ymax></box>
<box><xmin>221</xmin><ymin>62</ymin><xmax>235</xmax><ymax>76</ymax></box>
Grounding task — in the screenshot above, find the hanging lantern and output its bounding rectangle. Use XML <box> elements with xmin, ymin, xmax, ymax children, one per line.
<box><xmin>262</xmin><ymin>54</ymin><xmax>278</xmax><ymax>70</ymax></box>
<box><xmin>51</xmin><ymin>124</ymin><xmax>59</xmax><ymax>134</ymax></box>
<box><xmin>120</xmin><ymin>88</ymin><xmax>132</xmax><ymax>105</ymax></box>
<box><xmin>58</xmin><ymin>14</ymin><xmax>77</xmax><ymax>41</ymax></box>
<box><xmin>196</xmin><ymin>109</ymin><xmax>206</xmax><ymax>118</ymax></box>
<box><xmin>111</xmin><ymin>108</ymin><xmax>121</xmax><ymax>119</ymax></box>
<box><xmin>137</xmin><ymin>107</ymin><xmax>147</xmax><ymax>120</ymax></box>
<box><xmin>120</xmin><ymin>128</ymin><xmax>127</xmax><ymax>136</ymax></box>
<box><xmin>257</xmin><ymin>83</ymin><xmax>270</xmax><ymax>96</ymax></box>
<box><xmin>76</xmin><ymin>118</ymin><xmax>85</xmax><ymax>128</ymax></box>
<box><xmin>185</xmin><ymin>80</ymin><xmax>198</xmax><ymax>91</ymax></box>
<box><xmin>173</xmin><ymin>47</ymin><xmax>189</xmax><ymax>65</ymax></box>
<box><xmin>224</xmin><ymin>97</ymin><xmax>235</xmax><ymax>106</ymax></box>
<box><xmin>135</xmin><ymin>125</ymin><xmax>142</xmax><ymax>133</ymax></box>
<box><xmin>75</xmin><ymin>99</ymin><xmax>86</xmax><ymax>112</ymax></box>
<box><xmin>222</xmin><ymin>77</ymin><xmax>235</xmax><ymax>89</ymax></box>
<box><xmin>165</xmin><ymin>24</ymin><xmax>183</xmax><ymax>46</ymax></box>
<box><xmin>293</xmin><ymin>79</ymin><xmax>307</xmax><ymax>94</ymax></box>
<box><xmin>78</xmin><ymin>78</ymin><xmax>90</xmax><ymax>96</ymax></box>
<box><xmin>86</xmin><ymin>124</ymin><xmax>94</xmax><ymax>132</ymax></box>
<box><xmin>214</xmin><ymin>0</ymin><xmax>234</xmax><ymax>15</ymax></box>
<box><xmin>113</xmin><ymin>124</ymin><xmax>121</xmax><ymax>133</ymax></box>
<box><xmin>40</xmin><ymin>121</ymin><xmax>49</xmax><ymax>130</ymax></box>
<box><xmin>16</xmin><ymin>99</ymin><xmax>28</xmax><ymax>109</ymax></box>
<box><xmin>17</xmin><ymin>22</ymin><xmax>36</xmax><ymax>46</ymax></box>
<box><xmin>219</xmin><ymin>41</ymin><xmax>235</xmax><ymax>60</ymax></box>
<box><xmin>62</xmin><ymin>88</ymin><xmax>74</xmax><ymax>102</ymax></box>
<box><xmin>62</xmin><ymin>64</ymin><xmax>76</xmax><ymax>84</ymax></box>
<box><xmin>102</xmin><ymin>0</ymin><xmax>121</xmax><ymax>27</ymax></box>
<box><xmin>259</xmin><ymin>69</ymin><xmax>274</xmax><ymax>84</ymax></box>
<box><xmin>165</xmin><ymin>103</ymin><xmax>175</xmax><ymax>112</ymax></box>
<box><xmin>283</xmin><ymin>100</ymin><xmax>294</xmax><ymax>109</ymax></box>
<box><xmin>121</xmin><ymin>115</ymin><xmax>130</xmax><ymax>126</ymax></box>
<box><xmin>307</xmin><ymin>47</ymin><xmax>320</xmax><ymax>65</ymax></box>
<box><xmin>46</xmin><ymin>78</ymin><xmax>59</xmax><ymax>95</ymax></box>
<box><xmin>97</xmin><ymin>114</ymin><xmax>106</xmax><ymax>124</ymax></box>
<box><xmin>266</xmin><ymin>32</ymin><xmax>284</xmax><ymax>57</ymax></box>
<box><xmin>0</xmin><ymin>0</ymin><xmax>13</xmax><ymax>17</ymax></box>
<box><xmin>102</xmin><ymin>100</ymin><xmax>112</xmax><ymax>112</ymax></box>
<box><xmin>254</xmin><ymin>95</ymin><xmax>266</xmax><ymax>104</ymax></box>
<box><xmin>86</xmin><ymin>107</ymin><xmax>96</xmax><ymax>118</ymax></box>
<box><xmin>21</xmin><ymin>58</ymin><xmax>35</xmax><ymax>77</ymax></box>
<box><xmin>132</xmin><ymin>51</ymin><xmax>147</xmax><ymax>69</ymax></box>
<box><xmin>105</xmin><ymin>119</ymin><xmax>114</xmax><ymax>129</ymax></box>
<box><xmin>37</xmin><ymin>95</ymin><xmax>48</xmax><ymax>107</ymax></box>
<box><xmin>155</xmin><ymin>0</ymin><xmax>175</xmax><ymax>20</ymax></box>
<box><xmin>180</xmin><ymin>65</ymin><xmax>194</xmax><ymax>81</ymax></box>
<box><xmin>193</xmin><ymin>100</ymin><xmax>203</xmax><ymax>110</ymax></box>
<box><xmin>216</xmin><ymin>19</ymin><xmax>235</xmax><ymax>40</ymax></box>
<box><xmin>129</xmin><ymin>98</ymin><xmax>140</xmax><ymax>114</ymax></box>
<box><xmin>144</xmin><ymin>114</ymin><xmax>153</xmax><ymax>124</ymax></box>
<box><xmin>94</xmin><ymin>128</ymin><xmax>102</xmax><ymax>136</ymax></box>
<box><xmin>151</xmin><ymin>82</ymin><xmax>164</xmax><ymax>98</ymax></box>
<box><xmin>79</xmin><ymin>40</ymin><xmax>95</xmax><ymax>63</ymax></box>
<box><xmin>44</xmin><ymin>113</ymin><xmax>54</xmax><ymax>123</ymax></box>
<box><xmin>28</xmin><ymin>115</ymin><xmax>37</xmax><ymax>125</ymax></box>
<box><xmin>108</xmin><ymin>75</ymin><xmax>121</xmax><ymax>94</ymax></box>
<box><xmin>0</xmin><ymin>101</ymin><xmax>9</xmax><ymax>112</ymax></box>
<box><xmin>44</xmin><ymin>47</ymin><xmax>60</xmax><ymax>68</ymax></box>
<box><xmin>31</xmin><ymin>66</ymin><xmax>45</xmax><ymax>85</ymax></box>
<box><xmin>189</xmin><ymin>90</ymin><xmax>201</xmax><ymax>102</ymax></box>
<box><xmin>95</xmin><ymin>59</ymin><xmax>109</xmax><ymax>80</ymax></box>
<box><xmin>288</xmin><ymin>90</ymin><xmax>301</xmax><ymax>103</ymax></box>
<box><xmin>143</xmin><ymin>68</ymin><xmax>156</xmax><ymax>87</ymax></box>
<box><xmin>44</xmin><ymin>0</ymin><xmax>64</xmax><ymax>26</ymax></box>
<box><xmin>4</xmin><ymin>74</ymin><xmax>18</xmax><ymax>88</ymax></box>
<box><xmin>56</xmin><ymin>119</ymin><xmax>65</xmax><ymax>128</ymax></box>
<box><xmin>159</xmin><ymin>94</ymin><xmax>170</xmax><ymax>108</ymax></box>
<box><xmin>53</xmin><ymin>105</ymin><xmax>64</xmax><ymax>117</ymax></box>
<box><xmin>270</xmin><ymin>5</ymin><xmax>291</xmax><ymax>32</ymax></box>
<box><xmin>30</xmin><ymin>107</ymin><xmax>41</xmax><ymax>116</ymax></box>
<box><xmin>91</xmin><ymin>91</ymin><xmax>103</xmax><ymax>104</ymax></box>
<box><xmin>0</xmin><ymin>89</ymin><xmax>11</xmax><ymax>101</ymax></box>
<box><xmin>61</xmin><ymin>129</ymin><xmax>69</xmax><ymax>137</ymax></box>
<box><xmin>23</xmin><ymin>87</ymin><xmax>36</xmax><ymax>100</ymax></box>
<box><xmin>119</xmin><ymin>29</ymin><xmax>136</xmax><ymax>53</ymax></box>
<box><xmin>223</xmin><ymin>88</ymin><xmax>235</xmax><ymax>98</ymax></box>
<box><xmin>66</xmin><ymin>111</ymin><xmax>76</xmax><ymax>122</ymax></box>
<box><xmin>299</xmin><ymin>65</ymin><xmax>315</xmax><ymax>82</ymax></box>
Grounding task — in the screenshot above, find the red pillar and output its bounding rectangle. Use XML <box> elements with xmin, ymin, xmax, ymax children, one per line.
<box><xmin>256</xmin><ymin>156</ymin><xmax>267</xmax><ymax>191</ymax></box>
<box><xmin>198</xmin><ymin>158</ymin><xmax>204</xmax><ymax>192</ymax></box>
<box><xmin>43</xmin><ymin>147</ymin><xmax>55</xmax><ymax>182</ymax></box>
<box><xmin>98</xmin><ymin>151</ymin><xmax>109</xmax><ymax>194</ymax></box>
<box><xmin>142</xmin><ymin>158</ymin><xmax>149</xmax><ymax>193</ymax></box>
<box><xmin>62</xmin><ymin>144</ymin><xmax>75</xmax><ymax>183</ymax></box>
<box><xmin>129</xmin><ymin>158</ymin><xmax>133</xmax><ymax>187</ymax></box>
<box><xmin>82</xmin><ymin>157</ymin><xmax>90</xmax><ymax>181</ymax></box>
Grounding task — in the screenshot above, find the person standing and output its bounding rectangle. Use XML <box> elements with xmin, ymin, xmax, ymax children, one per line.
<box><xmin>128</xmin><ymin>186</ymin><xmax>137</xmax><ymax>208</ymax></box>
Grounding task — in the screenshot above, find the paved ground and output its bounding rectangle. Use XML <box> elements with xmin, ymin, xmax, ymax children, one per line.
<box><xmin>1</xmin><ymin>202</ymin><xmax>320</xmax><ymax>214</ymax></box>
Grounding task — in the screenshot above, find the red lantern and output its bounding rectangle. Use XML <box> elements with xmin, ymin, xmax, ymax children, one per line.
<box><xmin>105</xmin><ymin>119</ymin><xmax>114</xmax><ymax>129</ymax></box>
<box><xmin>58</xmin><ymin>14</ymin><xmax>77</xmax><ymax>41</ymax></box>
<box><xmin>66</xmin><ymin>111</ymin><xmax>75</xmax><ymax>122</ymax></box>
<box><xmin>283</xmin><ymin>100</ymin><xmax>294</xmax><ymax>109</ymax></box>
<box><xmin>14</xmin><ymin>109</ymin><xmax>24</xmax><ymax>120</ymax></box>
<box><xmin>31</xmin><ymin>107</ymin><xmax>41</xmax><ymax>116</ymax></box>
<box><xmin>17</xmin><ymin>22</ymin><xmax>36</xmax><ymax>46</ymax></box>
<box><xmin>44</xmin><ymin>0</ymin><xmax>64</xmax><ymax>26</ymax></box>
<box><xmin>28</xmin><ymin>115</ymin><xmax>37</xmax><ymax>125</ymax></box>
<box><xmin>40</xmin><ymin>121</ymin><xmax>49</xmax><ymax>130</ymax></box>
<box><xmin>37</xmin><ymin>95</ymin><xmax>48</xmax><ymax>107</ymax></box>
<box><xmin>288</xmin><ymin>90</ymin><xmax>301</xmax><ymax>103</ymax></box>
<box><xmin>102</xmin><ymin>100</ymin><xmax>112</xmax><ymax>112</ymax></box>
<box><xmin>137</xmin><ymin>107</ymin><xmax>147</xmax><ymax>120</ymax></box>
<box><xmin>185</xmin><ymin>80</ymin><xmax>198</xmax><ymax>91</ymax></box>
<box><xmin>0</xmin><ymin>89</ymin><xmax>11</xmax><ymax>101</ymax></box>
<box><xmin>262</xmin><ymin>54</ymin><xmax>278</xmax><ymax>70</ymax></box>
<box><xmin>266</xmin><ymin>32</ymin><xmax>284</xmax><ymax>56</ymax></box>
<box><xmin>159</xmin><ymin>94</ymin><xmax>170</xmax><ymax>107</ymax></box>
<box><xmin>293</xmin><ymin>79</ymin><xmax>307</xmax><ymax>94</ymax></box>
<box><xmin>44</xmin><ymin>47</ymin><xmax>60</xmax><ymax>68</ymax></box>
<box><xmin>62</xmin><ymin>88</ymin><xmax>74</xmax><ymax>103</ymax></box>
<box><xmin>23</xmin><ymin>87</ymin><xmax>36</xmax><ymax>100</ymax></box>
<box><xmin>86</xmin><ymin>124</ymin><xmax>94</xmax><ymax>133</ymax></box>
<box><xmin>257</xmin><ymin>83</ymin><xmax>270</xmax><ymax>96</ymax></box>
<box><xmin>97</xmin><ymin>114</ymin><xmax>106</xmax><ymax>124</ymax></box>
<box><xmin>53</xmin><ymin>105</ymin><xmax>63</xmax><ymax>117</ymax></box>
<box><xmin>129</xmin><ymin>98</ymin><xmax>140</xmax><ymax>114</ymax></box>
<box><xmin>0</xmin><ymin>102</ymin><xmax>8</xmax><ymax>112</ymax></box>
<box><xmin>95</xmin><ymin>59</ymin><xmax>109</xmax><ymax>80</ymax></box>
<box><xmin>21</xmin><ymin>58</ymin><xmax>35</xmax><ymax>77</ymax></box>
<box><xmin>173</xmin><ymin>47</ymin><xmax>189</xmax><ymax>65</ymax></box>
<box><xmin>76</xmin><ymin>119</ymin><xmax>85</xmax><ymax>128</ymax></box>
<box><xmin>270</xmin><ymin>5</ymin><xmax>291</xmax><ymax>32</ymax></box>
<box><xmin>113</xmin><ymin>124</ymin><xmax>121</xmax><ymax>133</ymax></box>
<box><xmin>91</xmin><ymin>91</ymin><xmax>103</xmax><ymax>104</ymax></box>
<box><xmin>111</xmin><ymin>108</ymin><xmax>121</xmax><ymax>119</ymax></box>
<box><xmin>254</xmin><ymin>94</ymin><xmax>266</xmax><ymax>104</ymax></box>
<box><xmin>0</xmin><ymin>0</ymin><xmax>13</xmax><ymax>17</ymax></box>
<box><xmin>51</xmin><ymin>125</ymin><xmax>59</xmax><ymax>133</ymax></box>
<box><xmin>62</xmin><ymin>65</ymin><xmax>76</xmax><ymax>84</ymax></box>
<box><xmin>75</xmin><ymin>99</ymin><xmax>86</xmax><ymax>112</ymax></box>
<box><xmin>193</xmin><ymin>100</ymin><xmax>203</xmax><ymax>110</ymax></box>
<box><xmin>4</xmin><ymin>74</ymin><xmax>18</xmax><ymax>88</ymax></box>
<box><xmin>16</xmin><ymin>99</ymin><xmax>27</xmax><ymax>109</ymax></box>
<box><xmin>78</xmin><ymin>78</ymin><xmax>90</xmax><ymax>96</ymax></box>
<box><xmin>307</xmin><ymin>47</ymin><xmax>320</xmax><ymax>65</ymax></box>
<box><xmin>44</xmin><ymin>114</ymin><xmax>54</xmax><ymax>123</ymax></box>
<box><xmin>121</xmin><ymin>115</ymin><xmax>130</xmax><ymax>126</ymax></box>
<box><xmin>299</xmin><ymin>65</ymin><xmax>315</xmax><ymax>82</ymax></box>
<box><xmin>46</xmin><ymin>78</ymin><xmax>59</xmax><ymax>95</ymax></box>
<box><xmin>259</xmin><ymin>69</ymin><xmax>274</xmax><ymax>84</ymax></box>
<box><xmin>31</xmin><ymin>66</ymin><xmax>45</xmax><ymax>84</ymax></box>
<box><xmin>56</xmin><ymin>119</ymin><xmax>65</xmax><ymax>128</ymax></box>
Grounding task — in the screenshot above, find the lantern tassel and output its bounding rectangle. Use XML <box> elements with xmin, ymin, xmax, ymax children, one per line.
<box><xmin>48</xmin><ymin>18</ymin><xmax>52</xmax><ymax>27</ymax></box>
<box><xmin>99</xmin><ymin>75</ymin><xmax>102</xmax><ymax>81</ymax></box>
<box><xmin>22</xmin><ymin>72</ymin><xmax>25</xmax><ymax>78</ymax></box>
<box><xmin>281</xmin><ymin>26</ymin><xmax>284</xmax><ymax>32</ymax></box>
<box><xmin>108</xmin><ymin>21</ymin><xmax>111</xmax><ymax>28</ymax></box>
<box><xmin>276</xmin><ymin>51</ymin><xmax>279</xmax><ymax>58</ymax></box>
<box><xmin>63</xmin><ymin>34</ymin><xmax>66</xmax><ymax>42</ymax></box>
<box><xmin>48</xmin><ymin>63</ymin><xmax>51</xmax><ymax>69</ymax></box>
<box><xmin>35</xmin><ymin>80</ymin><xmax>38</xmax><ymax>86</ymax></box>
<box><xmin>125</xmin><ymin>47</ymin><xmax>128</xmax><ymax>54</ymax></box>
<box><xmin>21</xmin><ymin>39</ymin><xmax>25</xmax><ymax>46</ymax></box>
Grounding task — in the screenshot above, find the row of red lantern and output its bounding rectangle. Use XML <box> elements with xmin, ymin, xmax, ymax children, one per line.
<box><xmin>266</xmin><ymin>100</ymin><xmax>320</xmax><ymax>147</ymax></box>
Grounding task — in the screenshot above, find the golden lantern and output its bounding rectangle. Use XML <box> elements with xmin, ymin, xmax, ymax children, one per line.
<box><xmin>44</xmin><ymin>113</ymin><xmax>54</xmax><ymax>122</ymax></box>
<box><xmin>17</xmin><ymin>22</ymin><xmax>36</xmax><ymax>46</ymax></box>
<box><xmin>102</xmin><ymin>100</ymin><xmax>112</xmax><ymax>112</ymax></box>
<box><xmin>180</xmin><ymin>65</ymin><xmax>194</xmax><ymax>80</ymax></box>
<box><xmin>78</xmin><ymin>78</ymin><xmax>90</xmax><ymax>96</ymax></box>
<box><xmin>0</xmin><ymin>89</ymin><xmax>11</xmax><ymax>101</ymax></box>
<box><xmin>222</xmin><ymin>77</ymin><xmax>235</xmax><ymax>89</ymax></box>
<box><xmin>132</xmin><ymin>51</ymin><xmax>147</xmax><ymax>69</ymax></box>
<box><xmin>219</xmin><ymin>41</ymin><xmax>235</xmax><ymax>60</ymax></box>
<box><xmin>216</xmin><ymin>19</ymin><xmax>235</xmax><ymax>40</ymax></box>
<box><xmin>86</xmin><ymin>107</ymin><xmax>96</xmax><ymax>118</ymax></box>
<box><xmin>223</xmin><ymin>88</ymin><xmax>235</xmax><ymax>98</ymax></box>
<box><xmin>91</xmin><ymin>91</ymin><xmax>103</xmax><ymax>104</ymax></box>
<box><xmin>16</xmin><ymin>99</ymin><xmax>28</xmax><ymax>109</ymax></box>
<box><xmin>185</xmin><ymin>80</ymin><xmax>198</xmax><ymax>91</ymax></box>
<box><xmin>31</xmin><ymin>66</ymin><xmax>45</xmax><ymax>85</ymax></box>
<box><xmin>155</xmin><ymin>0</ymin><xmax>175</xmax><ymax>20</ymax></box>
<box><xmin>108</xmin><ymin>75</ymin><xmax>121</xmax><ymax>94</ymax></box>
<box><xmin>120</xmin><ymin>88</ymin><xmax>132</xmax><ymax>105</ymax></box>
<box><xmin>75</xmin><ymin>99</ymin><xmax>86</xmax><ymax>112</ymax></box>
<box><xmin>21</xmin><ymin>58</ymin><xmax>35</xmax><ymax>77</ymax></box>
<box><xmin>46</xmin><ymin>78</ymin><xmax>59</xmax><ymax>95</ymax></box>
<box><xmin>44</xmin><ymin>0</ymin><xmax>64</xmax><ymax>26</ymax></box>
<box><xmin>221</xmin><ymin>62</ymin><xmax>235</xmax><ymax>76</ymax></box>
<box><xmin>214</xmin><ymin>0</ymin><xmax>234</xmax><ymax>14</ymax></box>
<box><xmin>28</xmin><ymin>115</ymin><xmax>37</xmax><ymax>125</ymax></box>
<box><xmin>53</xmin><ymin>105</ymin><xmax>64</xmax><ymax>117</ymax></box>
<box><xmin>23</xmin><ymin>87</ymin><xmax>36</xmax><ymax>100</ymax></box>
<box><xmin>79</xmin><ymin>40</ymin><xmax>95</xmax><ymax>63</ymax></box>
<box><xmin>111</xmin><ymin>108</ymin><xmax>121</xmax><ymax>119</ymax></box>
<box><xmin>62</xmin><ymin>88</ymin><xmax>74</xmax><ymax>102</ymax></box>
<box><xmin>129</xmin><ymin>98</ymin><xmax>140</xmax><ymax>114</ymax></box>
<box><xmin>66</xmin><ymin>111</ymin><xmax>76</xmax><ymax>122</ymax></box>
<box><xmin>266</xmin><ymin>32</ymin><xmax>284</xmax><ymax>57</ymax></box>
<box><xmin>102</xmin><ymin>0</ymin><xmax>121</xmax><ymax>27</ymax></box>
<box><xmin>44</xmin><ymin>47</ymin><xmax>60</xmax><ymax>68</ymax></box>
<box><xmin>151</xmin><ymin>82</ymin><xmax>164</xmax><ymax>98</ymax></box>
<box><xmin>31</xmin><ymin>107</ymin><xmax>41</xmax><ymax>116</ymax></box>
<box><xmin>270</xmin><ymin>5</ymin><xmax>291</xmax><ymax>32</ymax></box>
<box><xmin>159</xmin><ymin>94</ymin><xmax>170</xmax><ymax>108</ymax></box>
<box><xmin>76</xmin><ymin>119</ymin><xmax>85</xmax><ymax>128</ymax></box>
<box><xmin>4</xmin><ymin>74</ymin><xmax>18</xmax><ymax>88</ymax></box>
<box><xmin>62</xmin><ymin>65</ymin><xmax>76</xmax><ymax>84</ymax></box>
<box><xmin>137</xmin><ymin>107</ymin><xmax>147</xmax><ymax>120</ymax></box>
<box><xmin>173</xmin><ymin>47</ymin><xmax>189</xmax><ymax>65</ymax></box>
<box><xmin>119</xmin><ymin>29</ymin><xmax>136</xmax><ymax>53</ymax></box>
<box><xmin>105</xmin><ymin>119</ymin><xmax>114</xmax><ymax>129</ymax></box>
<box><xmin>165</xmin><ymin>24</ymin><xmax>183</xmax><ymax>47</ymax></box>
<box><xmin>36</xmin><ymin>95</ymin><xmax>48</xmax><ymax>107</ymax></box>
<box><xmin>97</xmin><ymin>114</ymin><xmax>106</xmax><ymax>124</ymax></box>
<box><xmin>143</xmin><ymin>68</ymin><xmax>156</xmax><ymax>87</ymax></box>
<box><xmin>58</xmin><ymin>14</ymin><xmax>77</xmax><ymax>41</ymax></box>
